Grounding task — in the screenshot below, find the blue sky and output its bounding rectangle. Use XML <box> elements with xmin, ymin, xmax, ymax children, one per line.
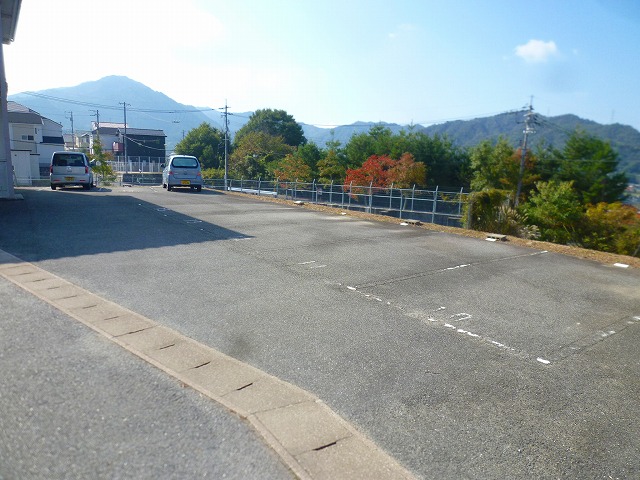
<box><xmin>5</xmin><ymin>0</ymin><xmax>640</xmax><ymax>130</ymax></box>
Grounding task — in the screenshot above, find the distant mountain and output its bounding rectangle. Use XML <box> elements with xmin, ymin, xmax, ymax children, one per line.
<box><xmin>9</xmin><ymin>76</ymin><xmax>640</xmax><ymax>182</ymax></box>
<box><xmin>9</xmin><ymin>75</ymin><xmax>220</xmax><ymax>151</ymax></box>
<box><xmin>418</xmin><ymin>113</ymin><xmax>640</xmax><ymax>183</ymax></box>
<box><xmin>300</xmin><ymin>121</ymin><xmax>408</xmax><ymax>147</ymax></box>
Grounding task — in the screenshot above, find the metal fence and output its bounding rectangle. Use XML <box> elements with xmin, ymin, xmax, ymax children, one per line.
<box><xmin>207</xmin><ymin>179</ymin><xmax>469</xmax><ymax>227</ymax></box>
<box><xmin>13</xmin><ymin>172</ymin><xmax>469</xmax><ymax>227</ymax></box>
<box><xmin>108</xmin><ymin>157</ymin><xmax>164</xmax><ymax>173</ymax></box>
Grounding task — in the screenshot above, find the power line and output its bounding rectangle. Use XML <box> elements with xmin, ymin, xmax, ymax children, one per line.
<box><xmin>20</xmin><ymin>91</ymin><xmax>516</xmax><ymax>130</ymax></box>
<box><xmin>22</xmin><ymin>91</ymin><xmax>217</xmax><ymax>114</ymax></box>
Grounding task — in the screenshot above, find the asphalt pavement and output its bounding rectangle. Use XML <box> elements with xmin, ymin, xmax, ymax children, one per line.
<box><xmin>1</xmin><ymin>186</ymin><xmax>639</xmax><ymax>479</ymax></box>
<box><xmin>0</xmin><ymin>271</ymin><xmax>295</xmax><ymax>480</ymax></box>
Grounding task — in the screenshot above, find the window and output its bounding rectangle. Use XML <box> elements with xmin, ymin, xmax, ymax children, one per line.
<box><xmin>21</xmin><ymin>135</ymin><xmax>34</xmax><ymax>141</ymax></box>
<box><xmin>171</xmin><ymin>156</ymin><xmax>199</xmax><ymax>168</ymax></box>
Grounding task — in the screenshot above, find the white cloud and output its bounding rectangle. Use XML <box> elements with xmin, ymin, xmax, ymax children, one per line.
<box><xmin>515</xmin><ymin>39</ymin><xmax>558</xmax><ymax>63</ymax></box>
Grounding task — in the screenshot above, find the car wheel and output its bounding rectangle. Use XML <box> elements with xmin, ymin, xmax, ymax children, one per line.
<box><xmin>167</xmin><ymin>184</ymin><xmax>172</xmax><ymax>191</ymax></box>
<box><xmin>50</xmin><ymin>185</ymin><xmax>56</xmax><ymax>190</ymax></box>
<box><xmin>83</xmin><ymin>184</ymin><xmax>90</xmax><ymax>190</ymax></box>
<box><xmin>197</xmin><ymin>186</ymin><xmax>202</xmax><ymax>192</ymax></box>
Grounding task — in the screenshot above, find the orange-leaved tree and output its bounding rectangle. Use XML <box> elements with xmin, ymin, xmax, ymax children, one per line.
<box><xmin>388</xmin><ymin>152</ymin><xmax>427</xmax><ymax>188</ymax></box>
<box><xmin>344</xmin><ymin>155</ymin><xmax>396</xmax><ymax>189</ymax></box>
<box><xmin>272</xmin><ymin>153</ymin><xmax>313</xmax><ymax>182</ymax></box>
<box><xmin>344</xmin><ymin>153</ymin><xmax>426</xmax><ymax>190</ymax></box>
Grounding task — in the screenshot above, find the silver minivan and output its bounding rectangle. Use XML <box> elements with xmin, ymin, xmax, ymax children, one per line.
<box><xmin>162</xmin><ymin>155</ymin><xmax>203</xmax><ymax>192</ymax></box>
<box><xmin>50</xmin><ymin>151</ymin><xmax>94</xmax><ymax>190</ymax></box>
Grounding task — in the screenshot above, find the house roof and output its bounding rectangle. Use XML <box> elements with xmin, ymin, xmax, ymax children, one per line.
<box><xmin>124</xmin><ymin>128</ymin><xmax>166</xmax><ymax>137</ymax></box>
<box><xmin>93</xmin><ymin>122</ymin><xmax>166</xmax><ymax>137</ymax></box>
<box><xmin>7</xmin><ymin>100</ymin><xmax>42</xmax><ymax>125</ymax></box>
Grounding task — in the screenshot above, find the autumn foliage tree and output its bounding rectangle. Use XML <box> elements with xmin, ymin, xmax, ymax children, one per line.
<box><xmin>344</xmin><ymin>155</ymin><xmax>395</xmax><ymax>188</ymax></box>
<box><xmin>272</xmin><ymin>153</ymin><xmax>313</xmax><ymax>182</ymax></box>
<box><xmin>388</xmin><ymin>153</ymin><xmax>427</xmax><ymax>188</ymax></box>
<box><xmin>344</xmin><ymin>153</ymin><xmax>426</xmax><ymax>189</ymax></box>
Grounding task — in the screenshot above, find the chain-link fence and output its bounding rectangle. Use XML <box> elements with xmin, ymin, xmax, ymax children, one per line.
<box><xmin>207</xmin><ymin>179</ymin><xmax>469</xmax><ymax>227</ymax></box>
<box><xmin>13</xmin><ymin>171</ymin><xmax>469</xmax><ymax>227</ymax></box>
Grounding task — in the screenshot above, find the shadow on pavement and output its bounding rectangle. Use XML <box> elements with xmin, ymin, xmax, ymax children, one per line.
<box><xmin>0</xmin><ymin>188</ymin><xmax>250</xmax><ymax>262</ymax></box>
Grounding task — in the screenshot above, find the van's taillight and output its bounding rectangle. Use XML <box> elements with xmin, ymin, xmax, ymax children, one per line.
<box><xmin>197</xmin><ymin>172</ymin><xmax>202</xmax><ymax>177</ymax></box>
<box><xmin>50</xmin><ymin>165</ymin><xmax>53</xmax><ymax>174</ymax></box>
<box><xmin>168</xmin><ymin>170</ymin><xmax>174</xmax><ymax>175</ymax></box>
<box><xmin>85</xmin><ymin>166</ymin><xmax>89</xmax><ymax>174</ymax></box>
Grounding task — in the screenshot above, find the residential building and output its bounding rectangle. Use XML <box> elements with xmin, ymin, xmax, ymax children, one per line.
<box><xmin>91</xmin><ymin>122</ymin><xmax>166</xmax><ymax>162</ymax></box>
<box><xmin>8</xmin><ymin>101</ymin><xmax>64</xmax><ymax>182</ymax></box>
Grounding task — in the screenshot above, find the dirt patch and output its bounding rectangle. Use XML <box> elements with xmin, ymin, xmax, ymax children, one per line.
<box><xmin>225</xmin><ymin>190</ymin><xmax>640</xmax><ymax>269</ymax></box>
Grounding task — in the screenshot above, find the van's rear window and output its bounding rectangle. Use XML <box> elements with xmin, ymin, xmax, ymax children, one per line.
<box><xmin>53</xmin><ymin>154</ymin><xmax>85</xmax><ymax>167</ymax></box>
<box><xmin>171</xmin><ymin>157</ymin><xmax>199</xmax><ymax>168</ymax></box>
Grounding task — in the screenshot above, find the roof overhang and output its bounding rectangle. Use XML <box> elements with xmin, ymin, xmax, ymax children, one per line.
<box><xmin>1</xmin><ymin>0</ymin><xmax>21</xmax><ymax>44</ymax></box>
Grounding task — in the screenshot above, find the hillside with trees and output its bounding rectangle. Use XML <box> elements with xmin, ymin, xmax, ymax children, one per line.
<box><xmin>176</xmin><ymin>109</ymin><xmax>639</xmax><ymax>257</ymax></box>
<box><xmin>9</xmin><ymin>76</ymin><xmax>639</xmax><ymax>183</ymax></box>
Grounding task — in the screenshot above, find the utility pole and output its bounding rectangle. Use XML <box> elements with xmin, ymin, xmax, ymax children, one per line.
<box><xmin>67</xmin><ymin>111</ymin><xmax>75</xmax><ymax>150</ymax></box>
<box><xmin>222</xmin><ymin>101</ymin><xmax>230</xmax><ymax>191</ymax></box>
<box><xmin>120</xmin><ymin>102</ymin><xmax>130</xmax><ymax>163</ymax></box>
<box><xmin>90</xmin><ymin>109</ymin><xmax>100</xmax><ymax>136</ymax></box>
<box><xmin>515</xmin><ymin>99</ymin><xmax>535</xmax><ymax>207</ymax></box>
<box><xmin>89</xmin><ymin>109</ymin><xmax>100</xmax><ymax>155</ymax></box>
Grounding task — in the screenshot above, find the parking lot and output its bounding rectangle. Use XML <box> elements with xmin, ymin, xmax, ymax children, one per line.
<box><xmin>1</xmin><ymin>185</ymin><xmax>639</xmax><ymax>479</ymax></box>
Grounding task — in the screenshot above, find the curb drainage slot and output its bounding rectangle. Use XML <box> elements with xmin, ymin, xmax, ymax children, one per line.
<box><xmin>159</xmin><ymin>343</ymin><xmax>176</xmax><ymax>350</ymax></box>
<box><xmin>116</xmin><ymin>328</ymin><xmax>149</xmax><ymax>336</ymax></box>
<box><xmin>236</xmin><ymin>383</ymin><xmax>253</xmax><ymax>391</ymax></box>
<box><xmin>313</xmin><ymin>441</ymin><xmax>338</xmax><ymax>451</ymax></box>
<box><xmin>194</xmin><ymin>361</ymin><xmax>211</xmax><ymax>369</ymax></box>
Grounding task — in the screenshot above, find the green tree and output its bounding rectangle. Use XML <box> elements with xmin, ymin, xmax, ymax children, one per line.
<box><xmin>403</xmin><ymin>132</ymin><xmax>470</xmax><ymax>188</ymax></box>
<box><xmin>235</xmin><ymin>109</ymin><xmax>306</xmax><ymax>147</ymax></box>
<box><xmin>344</xmin><ymin>125</ymin><xmax>394</xmax><ymax>168</ymax></box>
<box><xmin>296</xmin><ymin>142</ymin><xmax>322</xmax><ymax>175</ymax></box>
<box><xmin>175</xmin><ymin>123</ymin><xmax>225</xmax><ymax>170</ymax></box>
<box><xmin>229</xmin><ymin>131</ymin><xmax>294</xmax><ymax>178</ymax></box>
<box><xmin>542</xmin><ymin>129</ymin><xmax>628</xmax><ymax>205</ymax></box>
<box><xmin>317</xmin><ymin>146</ymin><xmax>348</xmax><ymax>183</ymax></box>
<box><xmin>523</xmin><ymin>180</ymin><xmax>584</xmax><ymax>244</ymax></box>
<box><xmin>470</xmin><ymin>138</ymin><xmax>523</xmax><ymax>193</ymax></box>
<box><xmin>89</xmin><ymin>136</ymin><xmax>115</xmax><ymax>184</ymax></box>
<box><xmin>344</xmin><ymin>126</ymin><xmax>469</xmax><ymax>188</ymax></box>
<box><xmin>581</xmin><ymin>202</ymin><xmax>640</xmax><ymax>255</ymax></box>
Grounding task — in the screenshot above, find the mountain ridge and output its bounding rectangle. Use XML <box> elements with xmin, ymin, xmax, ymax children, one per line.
<box><xmin>8</xmin><ymin>75</ymin><xmax>640</xmax><ymax>182</ymax></box>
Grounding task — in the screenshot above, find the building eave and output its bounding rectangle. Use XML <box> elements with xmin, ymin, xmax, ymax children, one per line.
<box><xmin>1</xmin><ymin>0</ymin><xmax>21</xmax><ymax>44</ymax></box>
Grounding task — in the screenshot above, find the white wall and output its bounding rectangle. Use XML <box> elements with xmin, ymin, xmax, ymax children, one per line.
<box><xmin>9</xmin><ymin>123</ymin><xmax>38</xmax><ymax>152</ymax></box>
<box><xmin>41</xmin><ymin>117</ymin><xmax>61</xmax><ymax>138</ymax></box>
<box><xmin>11</xmin><ymin>149</ymin><xmax>38</xmax><ymax>185</ymax></box>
